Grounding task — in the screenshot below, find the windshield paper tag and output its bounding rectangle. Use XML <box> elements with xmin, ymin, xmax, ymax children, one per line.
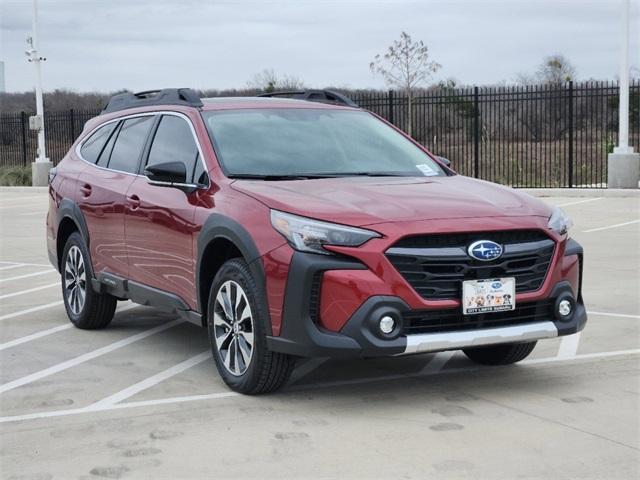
<box><xmin>416</xmin><ymin>164</ymin><xmax>439</xmax><ymax>176</ymax></box>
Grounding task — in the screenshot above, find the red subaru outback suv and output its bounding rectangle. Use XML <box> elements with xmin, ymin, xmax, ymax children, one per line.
<box><xmin>47</xmin><ymin>88</ymin><xmax>586</xmax><ymax>394</ymax></box>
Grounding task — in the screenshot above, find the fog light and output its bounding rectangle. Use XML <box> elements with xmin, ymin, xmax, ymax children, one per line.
<box><xmin>379</xmin><ymin>315</ymin><xmax>396</xmax><ymax>334</ymax></box>
<box><xmin>558</xmin><ymin>299</ymin><xmax>572</xmax><ymax>317</ymax></box>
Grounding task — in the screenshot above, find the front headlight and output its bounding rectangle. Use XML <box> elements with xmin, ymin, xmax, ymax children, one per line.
<box><xmin>270</xmin><ymin>210</ymin><xmax>381</xmax><ymax>255</ymax></box>
<box><xmin>548</xmin><ymin>207</ymin><xmax>573</xmax><ymax>235</ymax></box>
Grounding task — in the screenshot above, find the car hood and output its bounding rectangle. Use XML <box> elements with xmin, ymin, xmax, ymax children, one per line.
<box><xmin>231</xmin><ymin>175</ymin><xmax>552</xmax><ymax>227</ymax></box>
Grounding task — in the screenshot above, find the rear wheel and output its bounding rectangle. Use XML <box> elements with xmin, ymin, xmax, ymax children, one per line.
<box><xmin>462</xmin><ymin>341</ymin><xmax>537</xmax><ymax>365</ymax></box>
<box><xmin>61</xmin><ymin>232</ymin><xmax>116</xmax><ymax>329</ymax></box>
<box><xmin>207</xmin><ymin>258</ymin><xmax>294</xmax><ymax>394</ymax></box>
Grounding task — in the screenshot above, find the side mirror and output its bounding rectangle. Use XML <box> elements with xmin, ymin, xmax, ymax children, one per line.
<box><xmin>436</xmin><ymin>156</ymin><xmax>451</xmax><ymax>167</ymax></box>
<box><xmin>144</xmin><ymin>161</ymin><xmax>197</xmax><ymax>193</ymax></box>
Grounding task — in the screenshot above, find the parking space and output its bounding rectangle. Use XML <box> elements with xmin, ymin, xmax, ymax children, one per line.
<box><xmin>0</xmin><ymin>190</ymin><xmax>638</xmax><ymax>479</ymax></box>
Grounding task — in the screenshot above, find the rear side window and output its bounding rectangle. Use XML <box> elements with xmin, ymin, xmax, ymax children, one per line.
<box><xmin>96</xmin><ymin>122</ymin><xmax>119</xmax><ymax>168</ymax></box>
<box><xmin>80</xmin><ymin>122</ymin><xmax>117</xmax><ymax>164</ymax></box>
<box><xmin>108</xmin><ymin>116</ymin><xmax>155</xmax><ymax>173</ymax></box>
<box><xmin>146</xmin><ymin>115</ymin><xmax>200</xmax><ymax>182</ymax></box>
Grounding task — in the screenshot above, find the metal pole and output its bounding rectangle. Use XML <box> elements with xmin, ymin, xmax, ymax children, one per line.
<box><xmin>30</xmin><ymin>0</ymin><xmax>48</xmax><ymax>162</ymax></box>
<box><xmin>615</xmin><ymin>0</ymin><xmax>632</xmax><ymax>153</ymax></box>
<box><xmin>567</xmin><ymin>81</ymin><xmax>574</xmax><ymax>187</ymax></box>
<box><xmin>20</xmin><ymin>112</ymin><xmax>28</xmax><ymax>166</ymax></box>
<box><xmin>473</xmin><ymin>86</ymin><xmax>480</xmax><ymax>178</ymax></box>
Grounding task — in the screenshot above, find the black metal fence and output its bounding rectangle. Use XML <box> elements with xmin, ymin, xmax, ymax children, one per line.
<box><xmin>1</xmin><ymin>81</ymin><xmax>638</xmax><ymax>188</ymax></box>
<box><xmin>352</xmin><ymin>81</ymin><xmax>639</xmax><ymax>188</ymax></box>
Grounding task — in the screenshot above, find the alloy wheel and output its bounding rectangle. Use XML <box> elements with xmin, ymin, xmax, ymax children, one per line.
<box><xmin>64</xmin><ymin>245</ymin><xmax>86</xmax><ymax>315</ymax></box>
<box><xmin>213</xmin><ymin>280</ymin><xmax>255</xmax><ymax>376</ymax></box>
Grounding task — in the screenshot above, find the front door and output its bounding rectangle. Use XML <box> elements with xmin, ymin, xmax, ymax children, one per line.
<box><xmin>124</xmin><ymin>114</ymin><xmax>207</xmax><ymax>309</ymax></box>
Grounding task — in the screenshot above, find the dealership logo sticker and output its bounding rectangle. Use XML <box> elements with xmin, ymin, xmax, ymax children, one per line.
<box><xmin>467</xmin><ymin>240</ymin><xmax>503</xmax><ymax>261</ymax></box>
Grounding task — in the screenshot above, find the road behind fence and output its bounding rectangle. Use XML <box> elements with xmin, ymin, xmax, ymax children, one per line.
<box><xmin>1</xmin><ymin>80</ymin><xmax>638</xmax><ymax>188</ymax></box>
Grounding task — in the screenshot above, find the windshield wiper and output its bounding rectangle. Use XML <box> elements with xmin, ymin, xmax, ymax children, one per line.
<box><xmin>227</xmin><ymin>173</ymin><xmax>333</xmax><ymax>181</ymax></box>
<box><xmin>318</xmin><ymin>171</ymin><xmax>418</xmax><ymax>178</ymax></box>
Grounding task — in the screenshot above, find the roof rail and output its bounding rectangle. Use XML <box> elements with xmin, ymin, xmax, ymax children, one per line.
<box><xmin>102</xmin><ymin>88</ymin><xmax>203</xmax><ymax>114</ymax></box>
<box><xmin>258</xmin><ymin>89</ymin><xmax>358</xmax><ymax>107</ymax></box>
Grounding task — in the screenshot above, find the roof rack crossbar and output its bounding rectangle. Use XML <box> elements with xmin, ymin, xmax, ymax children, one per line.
<box><xmin>257</xmin><ymin>89</ymin><xmax>358</xmax><ymax>107</ymax></box>
<box><xmin>102</xmin><ymin>88</ymin><xmax>203</xmax><ymax>114</ymax></box>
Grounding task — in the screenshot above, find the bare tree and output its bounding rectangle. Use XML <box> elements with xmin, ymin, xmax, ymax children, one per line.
<box><xmin>247</xmin><ymin>69</ymin><xmax>305</xmax><ymax>93</ymax></box>
<box><xmin>516</xmin><ymin>54</ymin><xmax>576</xmax><ymax>86</ymax></box>
<box><xmin>537</xmin><ymin>54</ymin><xmax>576</xmax><ymax>85</ymax></box>
<box><xmin>370</xmin><ymin>31</ymin><xmax>441</xmax><ymax>136</ymax></box>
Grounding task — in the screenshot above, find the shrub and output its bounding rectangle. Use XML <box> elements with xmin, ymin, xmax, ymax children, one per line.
<box><xmin>0</xmin><ymin>166</ymin><xmax>32</xmax><ymax>186</ymax></box>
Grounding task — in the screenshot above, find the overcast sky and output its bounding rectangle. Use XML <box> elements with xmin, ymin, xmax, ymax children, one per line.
<box><xmin>0</xmin><ymin>0</ymin><xmax>638</xmax><ymax>93</ymax></box>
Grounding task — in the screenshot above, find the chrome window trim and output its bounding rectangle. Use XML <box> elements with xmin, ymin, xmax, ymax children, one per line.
<box><xmin>75</xmin><ymin>110</ymin><xmax>211</xmax><ymax>188</ymax></box>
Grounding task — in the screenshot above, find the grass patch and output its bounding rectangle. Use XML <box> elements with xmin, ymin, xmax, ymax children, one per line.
<box><xmin>0</xmin><ymin>166</ymin><xmax>32</xmax><ymax>186</ymax></box>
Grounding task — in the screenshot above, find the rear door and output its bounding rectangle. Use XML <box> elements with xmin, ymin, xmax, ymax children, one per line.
<box><xmin>77</xmin><ymin>115</ymin><xmax>155</xmax><ymax>276</ymax></box>
<box><xmin>124</xmin><ymin>113</ymin><xmax>207</xmax><ymax>308</ymax></box>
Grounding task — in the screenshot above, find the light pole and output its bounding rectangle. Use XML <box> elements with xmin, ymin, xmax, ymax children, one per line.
<box><xmin>608</xmin><ymin>0</ymin><xmax>639</xmax><ymax>188</ymax></box>
<box><xmin>26</xmin><ymin>0</ymin><xmax>52</xmax><ymax>186</ymax></box>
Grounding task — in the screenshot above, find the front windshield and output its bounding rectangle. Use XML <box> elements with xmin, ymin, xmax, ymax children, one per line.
<box><xmin>202</xmin><ymin>109</ymin><xmax>446</xmax><ymax>178</ymax></box>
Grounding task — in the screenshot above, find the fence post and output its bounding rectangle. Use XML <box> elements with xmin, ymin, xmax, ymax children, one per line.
<box><xmin>567</xmin><ymin>81</ymin><xmax>574</xmax><ymax>188</ymax></box>
<box><xmin>388</xmin><ymin>90</ymin><xmax>394</xmax><ymax>124</ymax></box>
<box><xmin>20</xmin><ymin>111</ymin><xmax>28</xmax><ymax>167</ymax></box>
<box><xmin>473</xmin><ymin>86</ymin><xmax>480</xmax><ymax>178</ymax></box>
<box><xmin>70</xmin><ymin>109</ymin><xmax>76</xmax><ymax>143</ymax></box>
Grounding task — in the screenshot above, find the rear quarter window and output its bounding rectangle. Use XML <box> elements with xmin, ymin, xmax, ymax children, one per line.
<box><xmin>79</xmin><ymin>122</ymin><xmax>117</xmax><ymax>164</ymax></box>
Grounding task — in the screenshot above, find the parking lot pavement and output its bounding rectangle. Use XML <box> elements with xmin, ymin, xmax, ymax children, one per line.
<box><xmin>0</xmin><ymin>190</ymin><xmax>638</xmax><ymax>479</ymax></box>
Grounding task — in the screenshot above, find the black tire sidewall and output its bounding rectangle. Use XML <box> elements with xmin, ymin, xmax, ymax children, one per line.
<box><xmin>207</xmin><ymin>258</ymin><xmax>269</xmax><ymax>393</ymax></box>
<box><xmin>61</xmin><ymin>231</ymin><xmax>95</xmax><ymax>326</ymax></box>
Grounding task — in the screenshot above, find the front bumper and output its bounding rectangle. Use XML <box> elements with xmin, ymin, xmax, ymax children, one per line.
<box><xmin>266</xmin><ymin>243</ymin><xmax>587</xmax><ymax>358</ymax></box>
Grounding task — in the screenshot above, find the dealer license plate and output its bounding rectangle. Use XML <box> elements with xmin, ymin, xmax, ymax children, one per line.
<box><xmin>462</xmin><ymin>278</ymin><xmax>516</xmax><ymax>315</ymax></box>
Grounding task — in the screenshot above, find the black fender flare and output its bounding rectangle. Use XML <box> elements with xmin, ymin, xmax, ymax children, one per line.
<box><xmin>196</xmin><ymin>214</ymin><xmax>270</xmax><ymax>332</ymax></box>
<box><xmin>56</xmin><ymin>198</ymin><xmax>94</xmax><ymax>277</ymax></box>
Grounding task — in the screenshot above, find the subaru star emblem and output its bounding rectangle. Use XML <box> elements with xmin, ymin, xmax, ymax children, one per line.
<box><xmin>468</xmin><ymin>240</ymin><xmax>503</xmax><ymax>261</ymax></box>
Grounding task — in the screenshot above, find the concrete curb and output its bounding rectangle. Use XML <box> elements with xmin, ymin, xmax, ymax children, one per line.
<box><xmin>522</xmin><ymin>188</ymin><xmax>639</xmax><ymax>198</ymax></box>
<box><xmin>0</xmin><ymin>186</ymin><xmax>48</xmax><ymax>193</ymax></box>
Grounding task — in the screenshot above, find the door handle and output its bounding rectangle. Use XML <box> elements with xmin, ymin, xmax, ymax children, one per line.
<box><xmin>126</xmin><ymin>194</ymin><xmax>141</xmax><ymax>210</ymax></box>
<box><xmin>80</xmin><ymin>183</ymin><xmax>92</xmax><ymax>197</ymax></box>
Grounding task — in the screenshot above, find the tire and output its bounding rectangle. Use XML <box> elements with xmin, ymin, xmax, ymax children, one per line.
<box><xmin>61</xmin><ymin>231</ymin><xmax>117</xmax><ymax>329</ymax></box>
<box><xmin>207</xmin><ymin>258</ymin><xmax>294</xmax><ymax>394</ymax></box>
<box><xmin>462</xmin><ymin>341</ymin><xmax>537</xmax><ymax>366</ymax></box>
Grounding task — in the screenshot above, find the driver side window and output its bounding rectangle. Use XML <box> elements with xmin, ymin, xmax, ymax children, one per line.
<box><xmin>146</xmin><ymin>115</ymin><xmax>204</xmax><ymax>183</ymax></box>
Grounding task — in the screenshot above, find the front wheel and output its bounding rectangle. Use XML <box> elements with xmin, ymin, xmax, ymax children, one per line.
<box><xmin>207</xmin><ymin>258</ymin><xmax>294</xmax><ymax>394</ymax></box>
<box><xmin>463</xmin><ymin>341</ymin><xmax>537</xmax><ymax>365</ymax></box>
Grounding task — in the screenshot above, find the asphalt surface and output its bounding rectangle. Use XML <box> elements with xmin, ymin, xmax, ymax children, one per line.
<box><xmin>0</xmin><ymin>190</ymin><xmax>638</xmax><ymax>480</ymax></box>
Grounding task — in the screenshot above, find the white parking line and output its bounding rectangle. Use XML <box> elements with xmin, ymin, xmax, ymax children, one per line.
<box><xmin>557</xmin><ymin>198</ymin><xmax>603</xmax><ymax>207</ymax></box>
<box><xmin>0</xmin><ymin>265</ymin><xmax>28</xmax><ymax>272</ymax></box>
<box><xmin>0</xmin><ymin>301</ymin><xmax>63</xmax><ymax>322</ymax></box>
<box><xmin>0</xmin><ymin>269</ymin><xmax>56</xmax><ymax>283</ymax></box>
<box><xmin>0</xmin><ymin>318</ymin><xmax>185</xmax><ymax>394</ymax></box>
<box><xmin>0</xmin><ymin>282</ymin><xmax>59</xmax><ymax>300</ymax></box>
<box><xmin>0</xmin><ymin>261</ymin><xmax>51</xmax><ymax>268</ymax></box>
<box><xmin>588</xmin><ymin>310</ymin><xmax>640</xmax><ymax>319</ymax></box>
<box><xmin>0</xmin><ymin>195</ymin><xmax>46</xmax><ymax>203</ymax></box>
<box><xmin>0</xmin><ymin>302</ymin><xmax>139</xmax><ymax>350</ymax></box>
<box><xmin>17</xmin><ymin>211</ymin><xmax>46</xmax><ymax>217</ymax></box>
<box><xmin>556</xmin><ymin>332</ymin><xmax>581</xmax><ymax>359</ymax></box>
<box><xmin>90</xmin><ymin>350</ymin><xmax>210</xmax><ymax>408</ymax></box>
<box><xmin>0</xmin><ymin>324</ymin><xmax>72</xmax><ymax>352</ymax></box>
<box><xmin>583</xmin><ymin>219</ymin><xmax>640</xmax><ymax>233</ymax></box>
<box><xmin>0</xmin><ymin>348</ymin><xmax>637</xmax><ymax>424</ymax></box>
